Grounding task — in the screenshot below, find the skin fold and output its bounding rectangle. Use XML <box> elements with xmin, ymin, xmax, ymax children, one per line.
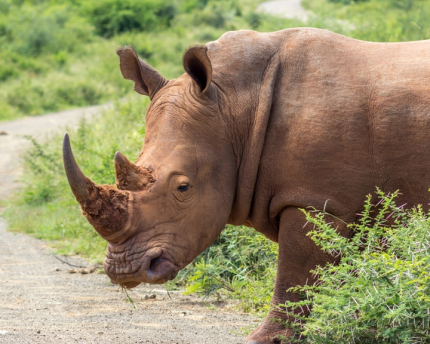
<box><xmin>63</xmin><ymin>28</ymin><xmax>430</xmax><ymax>343</ymax></box>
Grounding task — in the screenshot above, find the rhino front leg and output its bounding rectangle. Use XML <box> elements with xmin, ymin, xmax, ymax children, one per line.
<box><xmin>246</xmin><ymin>207</ymin><xmax>348</xmax><ymax>344</ymax></box>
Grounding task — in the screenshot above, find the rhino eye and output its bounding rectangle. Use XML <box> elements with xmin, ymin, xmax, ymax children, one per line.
<box><xmin>177</xmin><ymin>184</ymin><xmax>189</xmax><ymax>192</ymax></box>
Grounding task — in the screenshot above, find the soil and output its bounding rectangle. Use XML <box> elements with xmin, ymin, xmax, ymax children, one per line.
<box><xmin>0</xmin><ymin>219</ymin><xmax>256</xmax><ymax>343</ymax></box>
<box><xmin>0</xmin><ymin>105</ymin><xmax>258</xmax><ymax>343</ymax></box>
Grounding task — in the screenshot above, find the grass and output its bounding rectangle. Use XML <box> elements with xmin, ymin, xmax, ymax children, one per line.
<box><xmin>302</xmin><ymin>0</ymin><xmax>430</xmax><ymax>42</ymax></box>
<box><xmin>3</xmin><ymin>0</ymin><xmax>430</xmax><ymax>327</ymax></box>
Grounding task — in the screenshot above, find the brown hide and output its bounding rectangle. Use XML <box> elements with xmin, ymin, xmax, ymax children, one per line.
<box><xmin>206</xmin><ymin>29</ymin><xmax>430</xmax><ymax>238</ymax></box>
<box><xmin>64</xmin><ymin>28</ymin><xmax>430</xmax><ymax>343</ymax></box>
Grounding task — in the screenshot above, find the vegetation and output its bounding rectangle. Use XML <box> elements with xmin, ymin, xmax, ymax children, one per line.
<box><xmin>182</xmin><ymin>224</ymin><xmax>278</xmax><ymax>314</ymax></box>
<box><xmin>3</xmin><ymin>0</ymin><xmax>430</xmax><ymax>341</ymax></box>
<box><xmin>1</xmin><ymin>0</ymin><xmax>428</xmax><ymax>121</ymax></box>
<box><xmin>0</xmin><ymin>0</ymin><xmax>259</xmax><ymax>121</ymax></box>
<box><xmin>302</xmin><ymin>0</ymin><xmax>430</xmax><ymax>42</ymax></box>
<box><xmin>282</xmin><ymin>190</ymin><xmax>430</xmax><ymax>343</ymax></box>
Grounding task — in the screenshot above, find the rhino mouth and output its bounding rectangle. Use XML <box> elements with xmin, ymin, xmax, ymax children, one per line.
<box><xmin>104</xmin><ymin>246</ymin><xmax>179</xmax><ymax>287</ymax></box>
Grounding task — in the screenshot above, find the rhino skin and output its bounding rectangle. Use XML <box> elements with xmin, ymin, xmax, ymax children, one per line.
<box><xmin>63</xmin><ymin>28</ymin><xmax>430</xmax><ymax>343</ymax></box>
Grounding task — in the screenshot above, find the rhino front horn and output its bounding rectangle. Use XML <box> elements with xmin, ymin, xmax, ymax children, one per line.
<box><xmin>63</xmin><ymin>133</ymin><xmax>132</xmax><ymax>242</ymax></box>
<box><xmin>63</xmin><ymin>133</ymin><xmax>93</xmax><ymax>202</ymax></box>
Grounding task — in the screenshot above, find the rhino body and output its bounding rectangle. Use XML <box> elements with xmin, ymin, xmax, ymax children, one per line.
<box><xmin>63</xmin><ymin>28</ymin><xmax>430</xmax><ymax>343</ymax></box>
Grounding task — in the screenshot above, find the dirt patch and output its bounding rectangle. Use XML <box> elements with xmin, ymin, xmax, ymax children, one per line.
<box><xmin>0</xmin><ymin>218</ymin><xmax>257</xmax><ymax>343</ymax></box>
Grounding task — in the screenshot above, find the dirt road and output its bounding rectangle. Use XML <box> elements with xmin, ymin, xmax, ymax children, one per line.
<box><xmin>257</xmin><ymin>0</ymin><xmax>308</xmax><ymax>21</ymax></box>
<box><xmin>0</xmin><ymin>106</ymin><xmax>255</xmax><ymax>343</ymax></box>
<box><xmin>0</xmin><ymin>219</ymin><xmax>254</xmax><ymax>343</ymax></box>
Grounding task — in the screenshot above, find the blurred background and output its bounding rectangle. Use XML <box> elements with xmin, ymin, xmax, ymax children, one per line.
<box><xmin>1</xmin><ymin>0</ymin><xmax>430</xmax><ymax>313</ymax></box>
<box><xmin>0</xmin><ymin>0</ymin><xmax>429</xmax><ymax>121</ymax></box>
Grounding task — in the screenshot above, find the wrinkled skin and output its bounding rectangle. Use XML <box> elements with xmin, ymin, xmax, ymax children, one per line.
<box><xmin>64</xmin><ymin>28</ymin><xmax>430</xmax><ymax>343</ymax></box>
<box><xmin>105</xmin><ymin>84</ymin><xmax>237</xmax><ymax>285</ymax></box>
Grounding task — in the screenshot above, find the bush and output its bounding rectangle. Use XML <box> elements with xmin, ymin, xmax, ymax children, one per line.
<box><xmin>328</xmin><ymin>0</ymin><xmax>369</xmax><ymax>4</ymax></box>
<box><xmin>183</xmin><ymin>225</ymin><xmax>278</xmax><ymax>314</ymax></box>
<box><xmin>283</xmin><ymin>190</ymin><xmax>430</xmax><ymax>343</ymax></box>
<box><xmin>0</xmin><ymin>3</ymin><xmax>93</xmax><ymax>56</ymax></box>
<box><xmin>81</xmin><ymin>0</ymin><xmax>177</xmax><ymax>37</ymax></box>
<box><xmin>190</xmin><ymin>0</ymin><xmax>242</xmax><ymax>29</ymax></box>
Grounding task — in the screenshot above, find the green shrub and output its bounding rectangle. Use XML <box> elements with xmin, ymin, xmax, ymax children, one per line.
<box><xmin>190</xmin><ymin>0</ymin><xmax>241</xmax><ymax>29</ymax></box>
<box><xmin>0</xmin><ymin>0</ymin><xmax>261</xmax><ymax>121</ymax></box>
<box><xmin>183</xmin><ymin>225</ymin><xmax>278</xmax><ymax>314</ymax></box>
<box><xmin>328</xmin><ymin>0</ymin><xmax>369</xmax><ymax>4</ymax></box>
<box><xmin>0</xmin><ymin>3</ymin><xmax>93</xmax><ymax>56</ymax></box>
<box><xmin>282</xmin><ymin>190</ymin><xmax>430</xmax><ymax>343</ymax></box>
<box><xmin>81</xmin><ymin>0</ymin><xmax>177</xmax><ymax>37</ymax></box>
<box><xmin>300</xmin><ymin>0</ymin><xmax>430</xmax><ymax>42</ymax></box>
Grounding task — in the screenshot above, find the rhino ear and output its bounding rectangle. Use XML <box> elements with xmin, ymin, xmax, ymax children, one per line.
<box><xmin>117</xmin><ymin>47</ymin><xmax>168</xmax><ymax>99</ymax></box>
<box><xmin>183</xmin><ymin>46</ymin><xmax>212</xmax><ymax>95</ymax></box>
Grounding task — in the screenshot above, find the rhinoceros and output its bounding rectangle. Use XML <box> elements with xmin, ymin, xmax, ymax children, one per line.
<box><xmin>63</xmin><ymin>28</ymin><xmax>430</xmax><ymax>343</ymax></box>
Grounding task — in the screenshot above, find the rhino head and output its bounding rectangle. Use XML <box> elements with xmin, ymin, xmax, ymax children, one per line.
<box><xmin>63</xmin><ymin>46</ymin><xmax>238</xmax><ymax>288</ymax></box>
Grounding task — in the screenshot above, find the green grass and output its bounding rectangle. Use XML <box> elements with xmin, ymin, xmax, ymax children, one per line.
<box><xmin>302</xmin><ymin>0</ymin><xmax>430</xmax><ymax>42</ymax></box>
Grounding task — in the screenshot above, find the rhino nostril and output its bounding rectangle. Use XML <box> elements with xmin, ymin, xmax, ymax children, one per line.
<box><xmin>149</xmin><ymin>257</ymin><xmax>164</xmax><ymax>271</ymax></box>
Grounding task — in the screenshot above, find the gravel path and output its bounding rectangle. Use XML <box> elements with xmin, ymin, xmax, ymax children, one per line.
<box><xmin>257</xmin><ymin>0</ymin><xmax>308</xmax><ymax>21</ymax></box>
<box><xmin>0</xmin><ymin>106</ymin><xmax>256</xmax><ymax>343</ymax></box>
<box><xmin>0</xmin><ymin>219</ymin><xmax>254</xmax><ymax>343</ymax></box>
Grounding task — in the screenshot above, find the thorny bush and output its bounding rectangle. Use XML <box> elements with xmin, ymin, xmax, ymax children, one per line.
<box><xmin>281</xmin><ymin>189</ymin><xmax>430</xmax><ymax>343</ymax></box>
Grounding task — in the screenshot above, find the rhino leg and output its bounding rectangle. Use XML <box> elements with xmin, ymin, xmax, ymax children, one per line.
<box><xmin>246</xmin><ymin>207</ymin><xmax>349</xmax><ymax>344</ymax></box>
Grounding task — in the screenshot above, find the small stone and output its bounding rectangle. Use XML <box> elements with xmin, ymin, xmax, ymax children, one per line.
<box><xmin>143</xmin><ymin>294</ymin><xmax>156</xmax><ymax>300</ymax></box>
<box><xmin>0</xmin><ymin>131</ymin><xmax>8</xmax><ymax>135</ymax></box>
<box><xmin>37</xmin><ymin>330</ymin><xmax>40</xmax><ymax>334</ymax></box>
<box><xmin>97</xmin><ymin>332</ymin><xmax>103</xmax><ymax>335</ymax></box>
<box><xmin>80</xmin><ymin>267</ymin><xmax>96</xmax><ymax>274</ymax></box>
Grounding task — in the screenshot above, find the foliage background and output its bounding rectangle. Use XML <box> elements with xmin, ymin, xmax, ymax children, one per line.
<box><xmin>3</xmin><ymin>0</ymin><xmax>430</xmax><ymax>339</ymax></box>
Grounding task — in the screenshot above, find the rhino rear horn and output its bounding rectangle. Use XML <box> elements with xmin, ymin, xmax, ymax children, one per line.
<box><xmin>115</xmin><ymin>151</ymin><xmax>153</xmax><ymax>192</ymax></box>
<box><xmin>63</xmin><ymin>134</ymin><xmax>131</xmax><ymax>242</ymax></box>
<box><xmin>117</xmin><ymin>47</ymin><xmax>168</xmax><ymax>99</ymax></box>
